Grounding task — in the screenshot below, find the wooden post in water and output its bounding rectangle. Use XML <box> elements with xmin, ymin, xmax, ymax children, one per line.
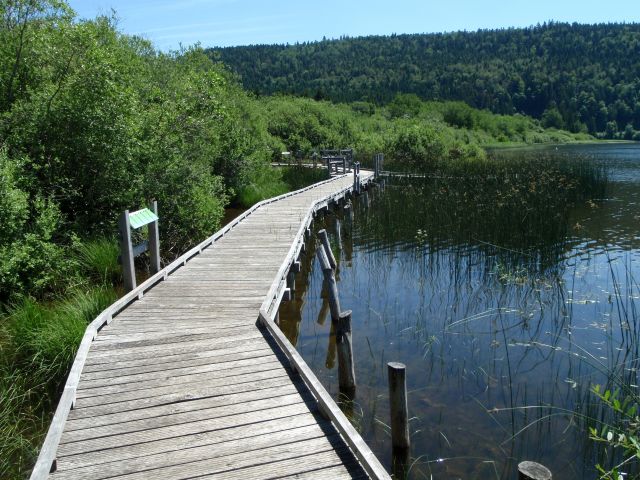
<box><xmin>336</xmin><ymin>219</ymin><xmax>343</xmax><ymax>250</ymax></box>
<box><xmin>336</xmin><ymin>310</ymin><xmax>355</xmax><ymax>390</ymax></box>
<box><xmin>316</xmin><ymin>246</ymin><xmax>355</xmax><ymax>391</ymax></box>
<box><xmin>318</xmin><ymin>229</ymin><xmax>337</xmax><ymax>270</ymax></box>
<box><xmin>119</xmin><ymin>210</ymin><xmax>136</xmax><ymax>292</ymax></box>
<box><xmin>149</xmin><ymin>200</ymin><xmax>161</xmax><ymax>274</ymax></box>
<box><xmin>316</xmin><ymin>246</ymin><xmax>340</xmax><ymax>321</ymax></box>
<box><xmin>388</xmin><ymin>362</ymin><xmax>410</xmax><ymax>450</ymax></box>
<box><xmin>518</xmin><ymin>462</ymin><xmax>552</xmax><ymax>480</ymax></box>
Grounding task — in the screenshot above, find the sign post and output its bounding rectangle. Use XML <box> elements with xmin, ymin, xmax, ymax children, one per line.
<box><xmin>119</xmin><ymin>202</ymin><xmax>160</xmax><ymax>292</ymax></box>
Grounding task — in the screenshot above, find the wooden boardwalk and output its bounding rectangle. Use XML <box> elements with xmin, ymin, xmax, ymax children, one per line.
<box><xmin>32</xmin><ymin>172</ymin><xmax>390</xmax><ymax>480</ymax></box>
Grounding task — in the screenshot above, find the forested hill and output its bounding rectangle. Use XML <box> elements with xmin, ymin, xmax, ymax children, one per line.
<box><xmin>209</xmin><ymin>22</ymin><xmax>640</xmax><ymax>136</ymax></box>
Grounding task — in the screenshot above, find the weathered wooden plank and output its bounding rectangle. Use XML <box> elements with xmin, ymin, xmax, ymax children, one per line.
<box><xmin>63</xmin><ymin>391</ymin><xmax>309</xmax><ymax>443</ymax></box>
<box><xmin>94</xmin><ymin>324</ymin><xmax>253</xmax><ymax>341</ymax></box>
<box><xmin>76</xmin><ymin>358</ymin><xmax>282</xmax><ymax>399</ymax></box>
<box><xmin>57</xmin><ymin>414</ymin><xmax>322</xmax><ymax>471</ymax></box>
<box><xmin>58</xmin><ymin>403</ymin><xmax>315</xmax><ymax>454</ymax></box>
<box><xmin>90</xmin><ymin>328</ymin><xmax>257</xmax><ymax>350</ymax></box>
<box><xmin>77</xmin><ymin>350</ymin><xmax>276</xmax><ymax>387</ymax></box>
<box><xmin>66</xmin><ymin>374</ymin><xmax>294</xmax><ymax>419</ymax></box>
<box><xmin>82</xmin><ymin>340</ymin><xmax>268</xmax><ymax>372</ymax></box>
<box><xmin>57</xmin><ymin>436</ymin><xmax>354</xmax><ymax>480</ymax></box>
<box><xmin>73</xmin><ymin>367</ymin><xmax>287</xmax><ymax>408</ymax></box>
<box><xmin>150</xmin><ymin>443</ymin><xmax>357</xmax><ymax>480</ymax></box>
<box><xmin>65</xmin><ymin>382</ymin><xmax>302</xmax><ymax>431</ymax></box>
<box><xmin>53</xmin><ymin>424</ymin><xmax>337</xmax><ymax>480</ymax></box>
<box><xmin>84</xmin><ymin>331</ymin><xmax>266</xmax><ymax>363</ymax></box>
<box><xmin>279</xmin><ymin>465</ymin><xmax>369</xmax><ymax>480</ymax></box>
<box><xmin>79</xmin><ymin>347</ymin><xmax>274</xmax><ymax>381</ymax></box>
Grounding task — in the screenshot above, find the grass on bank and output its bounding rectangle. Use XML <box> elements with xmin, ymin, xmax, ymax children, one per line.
<box><xmin>0</xmin><ymin>239</ymin><xmax>119</xmax><ymax>478</ymax></box>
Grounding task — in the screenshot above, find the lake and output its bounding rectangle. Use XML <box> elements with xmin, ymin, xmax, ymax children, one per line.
<box><xmin>278</xmin><ymin>143</ymin><xmax>640</xmax><ymax>479</ymax></box>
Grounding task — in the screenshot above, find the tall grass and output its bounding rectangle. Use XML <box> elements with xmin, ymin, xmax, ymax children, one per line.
<box><xmin>0</xmin><ymin>273</ymin><xmax>117</xmax><ymax>478</ymax></box>
<box><xmin>0</xmin><ymin>369</ymin><xmax>44</xmax><ymax>477</ymax></box>
<box><xmin>76</xmin><ymin>238</ymin><xmax>121</xmax><ymax>286</ymax></box>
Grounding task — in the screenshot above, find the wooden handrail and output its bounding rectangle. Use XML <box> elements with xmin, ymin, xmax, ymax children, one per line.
<box><xmin>257</xmin><ymin>173</ymin><xmax>389</xmax><ymax>479</ymax></box>
<box><xmin>258</xmin><ymin>310</ymin><xmax>389</xmax><ymax>480</ymax></box>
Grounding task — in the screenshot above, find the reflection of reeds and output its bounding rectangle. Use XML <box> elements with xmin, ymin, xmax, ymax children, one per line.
<box><xmin>277</xmin><ymin>156</ymin><xmax>640</xmax><ymax>479</ymax></box>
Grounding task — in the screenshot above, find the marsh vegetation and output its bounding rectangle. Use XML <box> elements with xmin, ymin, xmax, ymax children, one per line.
<box><xmin>279</xmin><ymin>143</ymin><xmax>640</xmax><ymax>479</ymax></box>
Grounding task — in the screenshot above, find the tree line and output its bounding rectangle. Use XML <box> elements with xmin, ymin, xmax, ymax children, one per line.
<box><xmin>210</xmin><ymin>22</ymin><xmax>640</xmax><ymax>139</ymax></box>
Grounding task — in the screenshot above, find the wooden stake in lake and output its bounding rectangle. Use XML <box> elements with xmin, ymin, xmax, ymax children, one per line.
<box><xmin>316</xmin><ymin>244</ymin><xmax>356</xmax><ymax>391</ymax></box>
<box><xmin>318</xmin><ymin>229</ymin><xmax>337</xmax><ymax>270</ymax></box>
<box><xmin>388</xmin><ymin>362</ymin><xmax>410</xmax><ymax>450</ymax></box>
<box><xmin>518</xmin><ymin>461</ymin><xmax>552</xmax><ymax>480</ymax></box>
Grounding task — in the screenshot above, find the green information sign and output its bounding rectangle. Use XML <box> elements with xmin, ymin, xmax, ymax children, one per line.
<box><xmin>128</xmin><ymin>208</ymin><xmax>158</xmax><ymax>229</ymax></box>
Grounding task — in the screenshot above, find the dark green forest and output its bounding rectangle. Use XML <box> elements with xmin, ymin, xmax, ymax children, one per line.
<box><xmin>210</xmin><ymin>22</ymin><xmax>640</xmax><ymax>138</ymax></box>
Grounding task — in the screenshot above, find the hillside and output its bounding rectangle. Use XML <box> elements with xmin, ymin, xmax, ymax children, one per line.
<box><xmin>209</xmin><ymin>22</ymin><xmax>640</xmax><ymax>138</ymax></box>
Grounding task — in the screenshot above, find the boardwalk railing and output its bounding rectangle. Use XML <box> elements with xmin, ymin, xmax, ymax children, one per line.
<box><xmin>257</xmin><ymin>174</ymin><xmax>389</xmax><ymax>480</ymax></box>
<box><xmin>31</xmin><ymin>174</ymin><xmax>381</xmax><ymax>479</ymax></box>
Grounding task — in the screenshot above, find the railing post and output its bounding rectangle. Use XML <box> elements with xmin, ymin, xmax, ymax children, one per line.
<box><xmin>149</xmin><ymin>200</ymin><xmax>161</xmax><ymax>274</ymax></box>
<box><xmin>119</xmin><ymin>210</ymin><xmax>136</xmax><ymax>292</ymax></box>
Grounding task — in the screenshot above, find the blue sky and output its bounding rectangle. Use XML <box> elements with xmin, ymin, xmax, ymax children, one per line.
<box><xmin>67</xmin><ymin>0</ymin><xmax>640</xmax><ymax>50</ymax></box>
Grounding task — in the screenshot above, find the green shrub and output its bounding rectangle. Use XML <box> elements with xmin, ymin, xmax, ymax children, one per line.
<box><xmin>236</xmin><ymin>166</ymin><xmax>288</xmax><ymax>207</ymax></box>
<box><xmin>0</xmin><ymin>150</ymin><xmax>70</xmax><ymax>301</ymax></box>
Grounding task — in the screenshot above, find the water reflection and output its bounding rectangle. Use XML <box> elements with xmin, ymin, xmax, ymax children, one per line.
<box><xmin>279</xmin><ymin>144</ymin><xmax>640</xmax><ymax>479</ymax></box>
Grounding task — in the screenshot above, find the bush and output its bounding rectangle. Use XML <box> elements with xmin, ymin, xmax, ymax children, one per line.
<box><xmin>0</xmin><ymin>150</ymin><xmax>69</xmax><ymax>301</ymax></box>
<box><xmin>384</xmin><ymin>122</ymin><xmax>448</xmax><ymax>170</ymax></box>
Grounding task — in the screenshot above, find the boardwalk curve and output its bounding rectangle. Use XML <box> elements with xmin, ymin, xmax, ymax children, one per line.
<box><xmin>31</xmin><ymin>172</ymin><xmax>390</xmax><ymax>480</ymax></box>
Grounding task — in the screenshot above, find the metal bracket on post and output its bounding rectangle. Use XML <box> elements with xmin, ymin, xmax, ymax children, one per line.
<box><xmin>119</xmin><ymin>202</ymin><xmax>161</xmax><ymax>292</ymax></box>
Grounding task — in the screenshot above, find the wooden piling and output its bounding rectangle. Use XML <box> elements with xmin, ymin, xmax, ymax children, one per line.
<box><xmin>325</xmin><ymin>318</ymin><xmax>336</xmax><ymax>368</ymax></box>
<box><xmin>318</xmin><ymin>229</ymin><xmax>337</xmax><ymax>270</ymax></box>
<box><xmin>316</xmin><ymin>246</ymin><xmax>341</xmax><ymax>321</ymax></box>
<box><xmin>388</xmin><ymin>362</ymin><xmax>410</xmax><ymax>450</ymax></box>
<box><xmin>119</xmin><ymin>210</ymin><xmax>136</xmax><ymax>292</ymax></box>
<box><xmin>518</xmin><ymin>461</ymin><xmax>552</xmax><ymax>480</ymax></box>
<box><xmin>336</xmin><ymin>310</ymin><xmax>356</xmax><ymax>390</ymax></box>
<box><xmin>344</xmin><ymin>203</ymin><xmax>353</xmax><ymax>223</ymax></box>
<box><xmin>148</xmin><ymin>200</ymin><xmax>161</xmax><ymax>274</ymax></box>
<box><xmin>336</xmin><ymin>219</ymin><xmax>343</xmax><ymax>250</ymax></box>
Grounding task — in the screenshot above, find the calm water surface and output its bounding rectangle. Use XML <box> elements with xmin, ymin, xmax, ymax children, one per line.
<box><xmin>279</xmin><ymin>143</ymin><xmax>640</xmax><ymax>479</ymax></box>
